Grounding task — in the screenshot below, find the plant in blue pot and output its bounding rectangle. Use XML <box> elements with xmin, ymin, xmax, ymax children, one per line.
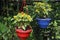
<box><xmin>33</xmin><ymin>2</ymin><xmax>52</xmax><ymax>28</ymax></box>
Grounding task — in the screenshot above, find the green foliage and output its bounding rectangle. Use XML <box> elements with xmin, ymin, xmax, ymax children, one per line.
<box><xmin>0</xmin><ymin>22</ymin><xmax>8</xmax><ymax>34</ymax></box>
<box><xmin>23</xmin><ymin>5</ymin><xmax>36</xmax><ymax>19</ymax></box>
<box><xmin>34</xmin><ymin>2</ymin><xmax>52</xmax><ymax>18</ymax></box>
<box><xmin>24</xmin><ymin>2</ymin><xmax>52</xmax><ymax>18</ymax></box>
<box><xmin>11</xmin><ymin>12</ymin><xmax>33</xmax><ymax>30</ymax></box>
<box><xmin>0</xmin><ymin>1</ymin><xmax>60</xmax><ymax>40</ymax></box>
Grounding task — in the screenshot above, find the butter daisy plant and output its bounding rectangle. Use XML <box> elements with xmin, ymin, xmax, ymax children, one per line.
<box><xmin>34</xmin><ymin>2</ymin><xmax>52</xmax><ymax>18</ymax></box>
<box><xmin>11</xmin><ymin>12</ymin><xmax>33</xmax><ymax>30</ymax></box>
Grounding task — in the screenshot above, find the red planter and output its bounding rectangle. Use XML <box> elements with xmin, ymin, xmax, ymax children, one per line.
<box><xmin>16</xmin><ymin>29</ymin><xmax>32</xmax><ymax>40</ymax></box>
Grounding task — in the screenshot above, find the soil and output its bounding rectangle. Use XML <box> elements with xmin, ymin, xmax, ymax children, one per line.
<box><xmin>15</xmin><ymin>25</ymin><xmax>32</xmax><ymax>31</ymax></box>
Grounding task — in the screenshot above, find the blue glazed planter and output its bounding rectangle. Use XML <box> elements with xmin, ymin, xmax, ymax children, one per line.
<box><xmin>36</xmin><ymin>18</ymin><xmax>51</xmax><ymax>28</ymax></box>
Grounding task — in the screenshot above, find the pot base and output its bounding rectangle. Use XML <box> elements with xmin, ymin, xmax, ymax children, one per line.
<box><xmin>20</xmin><ymin>38</ymin><xmax>26</xmax><ymax>40</ymax></box>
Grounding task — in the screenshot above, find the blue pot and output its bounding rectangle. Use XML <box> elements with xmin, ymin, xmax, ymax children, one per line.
<box><xmin>36</xmin><ymin>18</ymin><xmax>51</xmax><ymax>28</ymax></box>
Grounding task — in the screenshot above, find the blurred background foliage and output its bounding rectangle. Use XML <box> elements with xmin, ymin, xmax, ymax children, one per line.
<box><xmin>0</xmin><ymin>0</ymin><xmax>60</xmax><ymax>40</ymax></box>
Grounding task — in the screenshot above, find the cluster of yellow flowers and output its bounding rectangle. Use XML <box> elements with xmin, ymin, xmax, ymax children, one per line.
<box><xmin>34</xmin><ymin>2</ymin><xmax>52</xmax><ymax>15</ymax></box>
<box><xmin>13</xmin><ymin>12</ymin><xmax>32</xmax><ymax>22</ymax></box>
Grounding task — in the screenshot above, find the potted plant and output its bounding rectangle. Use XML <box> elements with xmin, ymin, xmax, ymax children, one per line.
<box><xmin>11</xmin><ymin>12</ymin><xmax>32</xmax><ymax>40</ymax></box>
<box><xmin>33</xmin><ymin>2</ymin><xmax>52</xmax><ymax>28</ymax></box>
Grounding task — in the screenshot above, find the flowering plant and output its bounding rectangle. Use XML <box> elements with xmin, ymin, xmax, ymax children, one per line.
<box><xmin>12</xmin><ymin>12</ymin><xmax>32</xmax><ymax>30</ymax></box>
<box><xmin>34</xmin><ymin>2</ymin><xmax>52</xmax><ymax>18</ymax></box>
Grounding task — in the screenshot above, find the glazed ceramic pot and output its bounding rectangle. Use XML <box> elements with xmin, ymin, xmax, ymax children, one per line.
<box><xmin>36</xmin><ymin>18</ymin><xmax>51</xmax><ymax>28</ymax></box>
<box><xmin>16</xmin><ymin>29</ymin><xmax>32</xmax><ymax>40</ymax></box>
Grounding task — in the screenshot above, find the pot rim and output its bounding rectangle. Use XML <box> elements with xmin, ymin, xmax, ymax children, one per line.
<box><xmin>36</xmin><ymin>18</ymin><xmax>51</xmax><ymax>20</ymax></box>
<box><xmin>16</xmin><ymin>29</ymin><xmax>32</xmax><ymax>33</ymax></box>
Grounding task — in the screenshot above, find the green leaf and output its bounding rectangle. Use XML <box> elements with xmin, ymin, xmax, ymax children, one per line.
<box><xmin>53</xmin><ymin>20</ymin><xmax>57</xmax><ymax>27</ymax></box>
<box><xmin>56</xmin><ymin>36</ymin><xmax>60</xmax><ymax>39</ymax></box>
<box><xmin>13</xmin><ymin>21</ymin><xmax>17</xmax><ymax>24</ymax></box>
<box><xmin>0</xmin><ymin>22</ymin><xmax>8</xmax><ymax>33</ymax></box>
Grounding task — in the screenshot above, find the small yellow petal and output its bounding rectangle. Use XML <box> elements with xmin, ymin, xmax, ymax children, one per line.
<box><xmin>13</xmin><ymin>16</ymin><xmax>17</xmax><ymax>19</ymax></box>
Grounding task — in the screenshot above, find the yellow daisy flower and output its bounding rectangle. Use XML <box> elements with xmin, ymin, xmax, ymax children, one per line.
<box><xmin>13</xmin><ymin>16</ymin><xmax>17</xmax><ymax>19</ymax></box>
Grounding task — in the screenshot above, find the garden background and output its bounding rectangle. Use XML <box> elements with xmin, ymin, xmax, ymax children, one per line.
<box><xmin>0</xmin><ymin>0</ymin><xmax>60</xmax><ymax>40</ymax></box>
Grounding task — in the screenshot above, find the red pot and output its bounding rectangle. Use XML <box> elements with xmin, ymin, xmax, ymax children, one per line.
<box><xmin>16</xmin><ymin>29</ymin><xmax>32</xmax><ymax>40</ymax></box>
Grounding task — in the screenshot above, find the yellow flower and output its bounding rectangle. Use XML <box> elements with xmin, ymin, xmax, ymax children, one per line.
<box><xmin>27</xmin><ymin>15</ymin><xmax>32</xmax><ymax>21</ymax></box>
<box><xmin>43</xmin><ymin>9</ymin><xmax>46</xmax><ymax>12</ymax></box>
<box><xmin>22</xmin><ymin>13</ymin><xmax>25</xmax><ymax>17</ymax></box>
<box><xmin>13</xmin><ymin>16</ymin><xmax>17</xmax><ymax>19</ymax></box>
<box><xmin>35</xmin><ymin>9</ymin><xmax>39</xmax><ymax>13</ymax></box>
<box><xmin>13</xmin><ymin>12</ymin><xmax>32</xmax><ymax>23</ymax></box>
